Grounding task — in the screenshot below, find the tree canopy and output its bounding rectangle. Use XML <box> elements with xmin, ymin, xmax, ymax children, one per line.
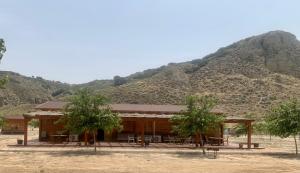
<box><xmin>0</xmin><ymin>115</ymin><xmax>5</xmax><ymax>129</ymax></box>
<box><xmin>265</xmin><ymin>99</ymin><xmax>300</xmax><ymax>155</ymax></box>
<box><xmin>0</xmin><ymin>39</ymin><xmax>5</xmax><ymax>61</ymax></box>
<box><xmin>171</xmin><ymin>95</ymin><xmax>224</xmax><ymax>151</ymax></box>
<box><xmin>63</xmin><ymin>89</ymin><xmax>122</xmax><ymax>152</ymax></box>
<box><xmin>233</xmin><ymin>113</ymin><xmax>268</xmax><ymax>136</ymax></box>
<box><xmin>113</xmin><ymin>75</ymin><xmax>127</xmax><ymax>86</ymax></box>
<box><xmin>0</xmin><ymin>39</ymin><xmax>7</xmax><ymax>89</ymax></box>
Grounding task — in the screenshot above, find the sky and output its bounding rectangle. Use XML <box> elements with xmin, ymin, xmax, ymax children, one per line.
<box><xmin>0</xmin><ymin>0</ymin><xmax>299</xmax><ymax>84</ymax></box>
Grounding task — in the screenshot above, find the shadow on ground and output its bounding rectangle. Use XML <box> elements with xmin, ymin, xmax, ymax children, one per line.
<box><xmin>1</xmin><ymin>147</ymin><xmax>300</xmax><ymax>160</ymax></box>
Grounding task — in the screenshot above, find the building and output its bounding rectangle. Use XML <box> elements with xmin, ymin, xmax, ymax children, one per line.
<box><xmin>23</xmin><ymin>101</ymin><xmax>254</xmax><ymax>148</ymax></box>
<box><xmin>1</xmin><ymin>115</ymin><xmax>25</xmax><ymax>134</ymax></box>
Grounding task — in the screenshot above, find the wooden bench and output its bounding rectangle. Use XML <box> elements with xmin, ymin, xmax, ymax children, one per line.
<box><xmin>239</xmin><ymin>143</ymin><xmax>259</xmax><ymax>149</ymax></box>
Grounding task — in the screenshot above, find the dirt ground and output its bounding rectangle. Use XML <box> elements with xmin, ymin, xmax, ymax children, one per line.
<box><xmin>0</xmin><ymin>129</ymin><xmax>299</xmax><ymax>173</ymax></box>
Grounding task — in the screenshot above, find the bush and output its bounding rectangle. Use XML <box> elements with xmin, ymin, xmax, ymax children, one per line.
<box><xmin>113</xmin><ymin>76</ymin><xmax>127</xmax><ymax>86</ymax></box>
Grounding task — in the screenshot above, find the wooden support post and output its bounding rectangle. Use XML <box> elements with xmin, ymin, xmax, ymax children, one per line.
<box><xmin>153</xmin><ymin>120</ymin><xmax>156</xmax><ymax>137</ymax></box>
<box><xmin>24</xmin><ymin>118</ymin><xmax>29</xmax><ymax>146</ymax></box>
<box><xmin>84</xmin><ymin>131</ymin><xmax>88</xmax><ymax>146</ymax></box>
<box><xmin>220</xmin><ymin>124</ymin><xmax>224</xmax><ymax>145</ymax></box>
<box><xmin>38</xmin><ymin>119</ymin><xmax>42</xmax><ymax>141</ymax></box>
<box><xmin>141</xmin><ymin>119</ymin><xmax>145</xmax><ymax>146</ymax></box>
<box><xmin>247</xmin><ymin>121</ymin><xmax>252</xmax><ymax>149</ymax></box>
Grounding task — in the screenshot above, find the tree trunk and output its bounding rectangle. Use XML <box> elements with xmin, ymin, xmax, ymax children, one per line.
<box><xmin>199</xmin><ymin>133</ymin><xmax>206</xmax><ymax>155</ymax></box>
<box><xmin>93</xmin><ymin>131</ymin><xmax>97</xmax><ymax>152</ymax></box>
<box><xmin>195</xmin><ymin>133</ymin><xmax>200</xmax><ymax>148</ymax></box>
<box><xmin>293</xmin><ymin>135</ymin><xmax>298</xmax><ymax>155</ymax></box>
<box><xmin>84</xmin><ymin>131</ymin><xmax>88</xmax><ymax>146</ymax></box>
<box><xmin>199</xmin><ymin>133</ymin><xmax>203</xmax><ymax>147</ymax></box>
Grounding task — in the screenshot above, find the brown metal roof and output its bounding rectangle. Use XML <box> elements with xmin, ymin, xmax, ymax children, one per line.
<box><xmin>35</xmin><ymin>101</ymin><xmax>67</xmax><ymax>110</ymax></box>
<box><xmin>119</xmin><ymin>113</ymin><xmax>173</xmax><ymax>119</ymax></box>
<box><xmin>34</xmin><ymin>101</ymin><xmax>224</xmax><ymax>115</ymax></box>
<box><xmin>110</xmin><ymin>104</ymin><xmax>186</xmax><ymax>114</ymax></box>
<box><xmin>23</xmin><ymin>111</ymin><xmax>64</xmax><ymax>118</ymax></box>
<box><xmin>35</xmin><ymin>101</ymin><xmax>187</xmax><ymax>114</ymax></box>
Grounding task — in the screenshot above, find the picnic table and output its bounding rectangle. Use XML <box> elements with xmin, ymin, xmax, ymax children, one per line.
<box><xmin>208</xmin><ymin>137</ymin><xmax>225</xmax><ymax>146</ymax></box>
<box><xmin>50</xmin><ymin>134</ymin><xmax>68</xmax><ymax>143</ymax></box>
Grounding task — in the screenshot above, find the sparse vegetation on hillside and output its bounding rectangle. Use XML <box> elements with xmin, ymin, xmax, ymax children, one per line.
<box><xmin>2</xmin><ymin>31</ymin><xmax>300</xmax><ymax>117</ymax></box>
<box><xmin>0</xmin><ymin>104</ymin><xmax>34</xmax><ymax>115</ymax></box>
<box><xmin>0</xmin><ymin>71</ymin><xmax>71</xmax><ymax>106</ymax></box>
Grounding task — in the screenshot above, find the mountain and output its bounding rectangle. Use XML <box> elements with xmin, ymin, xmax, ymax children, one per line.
<box><xmin>0</xmin><ymin>71</ymin><xmax>71</xmax><ymax>106</ymax></box>
<box><xmin>90</xmin><ymin>30</ymin><xmax>300</xmax><ymax>116</ymax></box>
<box><xmin>1</xmin><ymin>30</ymin><xmax>300</xmax><ymax>116</ymax></box>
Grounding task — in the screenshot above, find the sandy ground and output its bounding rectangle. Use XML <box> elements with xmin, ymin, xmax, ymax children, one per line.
<box><xmin>0</xmin><ymin>129</ymin><xmax>299</xmax><ymax>173</ymax></box>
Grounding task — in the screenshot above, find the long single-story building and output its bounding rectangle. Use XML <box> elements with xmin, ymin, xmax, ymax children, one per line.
<box><xmin>1</xmin><ymin>115</ymin><xmax>25</xmax><ymax>134</ymax></box>
<box><xmin>23</xmin><ymin>101</ymin><xmax>254</xmax><ymax>148</ymax></box>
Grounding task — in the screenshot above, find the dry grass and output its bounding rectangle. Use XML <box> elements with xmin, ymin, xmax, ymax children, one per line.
<box><xmin>0</xmin><ymin>129</ymin><xmax>299</xmax><ymax>173</ymax></box>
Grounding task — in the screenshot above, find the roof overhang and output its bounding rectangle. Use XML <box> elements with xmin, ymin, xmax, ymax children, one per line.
<box><xmin>23</xmin><ymin>111</ymin><xmax>254</xmax><ymax>123</ymax></box>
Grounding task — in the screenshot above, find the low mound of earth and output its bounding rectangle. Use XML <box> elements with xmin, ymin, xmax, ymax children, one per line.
<box><xmin>2</xmin><ymin>30</ymin><xmax>300</xmax><ymax>117</ymax></box>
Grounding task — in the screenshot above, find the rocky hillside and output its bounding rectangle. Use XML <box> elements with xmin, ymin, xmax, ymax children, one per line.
<box><xmin>93</xmin><ymin>31</ymin><xmax>300</xmax><ymax>116</ymax></box>
<box><xmin>1</xmin><ymin>30</ymin><xmax>300</xmax><ymax>116</ymax></box>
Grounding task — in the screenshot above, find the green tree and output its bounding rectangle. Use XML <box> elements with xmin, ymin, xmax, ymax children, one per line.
<box><xmin>29</xmin><ymin>119</ymin><xmax>39</xmax><ymax>128</ymax></box>
<box><xmin>233</xmin><ymin>113</ymin><xmax>259</xmax><ymax>137</ymax></box>
<box><xmin>0</xmin><ymin>39</ymin><xmax>7</xmax><ymax>88</ymax></box>
<box><xmin>0</xmin><ymin>115</ymin><xmax>5</xmax><ymax>130</ymax></box>
<box><xmin>0</xmin><ymin>39</ymin><xmax>5</xmax><ymax>60</ymax></box>
<box><xmin>171</xmin><ymin>95</ymin><xmax>224</xmax><ymax>153</ymax></box>
<box><xmin>63</xmin><ymin>89</ymin><xmax>122</xmax><ymax>152</ymax></box>
<box><xmin>113</xmin><ymin>75</ymin><xmax>127</xmax><ymax>86</ymax></box>
<box><xmin>233</xmin><ymin>123</ymin><xmax>247</xmax><ymax>137</ymax></box>
<box><xmin>266</xmin><ymin>99</ymin><xmax>300</xmax><ymax>155</ymax></box>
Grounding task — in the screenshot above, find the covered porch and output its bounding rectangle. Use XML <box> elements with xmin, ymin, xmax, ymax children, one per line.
<box><xmin>22</xmin><ymin>111</ymin><xmax>255</xmax><ymax>149</ymax></box>
<box><xmin>23</xmin><ymin>111</ymin><xmax>64</xmax><ymax>146</ymax></box>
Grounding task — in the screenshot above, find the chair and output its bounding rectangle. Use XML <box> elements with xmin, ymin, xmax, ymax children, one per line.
<box><xmin>41</xmin><ymin>131</ymin><xmax>47</xmax><ymax>141</ymax></box>
<box><xmin>184</xmin><ymin>136</ymin><xmax>193</xmax><ymax>144</ymax></box>
<box><xmin>204</xmin><ymin>135</ymin><xmax>211</xmax><ymax>146</ymax></box>
<box><xmin>136</xmin><ymin>136</ymin><xmax>152</xmax><ymax>144</ymax></box>
<box><xmin>137</xmin><ymin>136</ymin><xmax>142</xmax><ymax>143</ymax></box>
<box><xmin>145</xmin><ymin>135</ymin><xmax>152</xmax><ymax>142</ymax></box>
<box><xmin>153</xmin><ymin>135</ymin><xmax>162</xmax><ymax>143</ymax></box>
<box><xmin>224</xmin><ymin>136</ymin><xmax>229</xmax><ymax>145</ymax></box>
<box><xmin>128</xmin><ymin>134</ymin><xmax>135</xmax><ymax>143</ymax></box>
<box><xmin>69</xmin><ymin>134</ymin><xmax>79</xmax><ymax>142</ymax></box>
<box><xmin>164</xmin><ymin>135</ymin><xmax>176</xmax><ymax>143</ymax></box>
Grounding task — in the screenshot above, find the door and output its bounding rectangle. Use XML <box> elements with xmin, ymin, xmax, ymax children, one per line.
<box><xmin>97</xmin><ymin>129</ymin><xmax>105</xmax><ymax>141</ymax></box>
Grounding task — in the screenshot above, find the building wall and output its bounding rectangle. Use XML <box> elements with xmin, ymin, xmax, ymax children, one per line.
<box><xmin>39</xmin><ymin>118</ymin><xmax>66</xmax><ymax>141</ymax></box>
<box><xmin>1</xmin><ymin>119</ymin><xmax>24</xmax><ymax>134</ymax></box>
<box><xmin>37</xmin><ymin>116</ymin><xmax>222</xmax><ymax>143</ymax></box>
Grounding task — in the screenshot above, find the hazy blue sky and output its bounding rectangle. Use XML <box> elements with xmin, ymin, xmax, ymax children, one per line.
<box><xmin>0</xmin><ymin>0</ymin><xmax>299</xmax><ymax>84</ymax></box>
